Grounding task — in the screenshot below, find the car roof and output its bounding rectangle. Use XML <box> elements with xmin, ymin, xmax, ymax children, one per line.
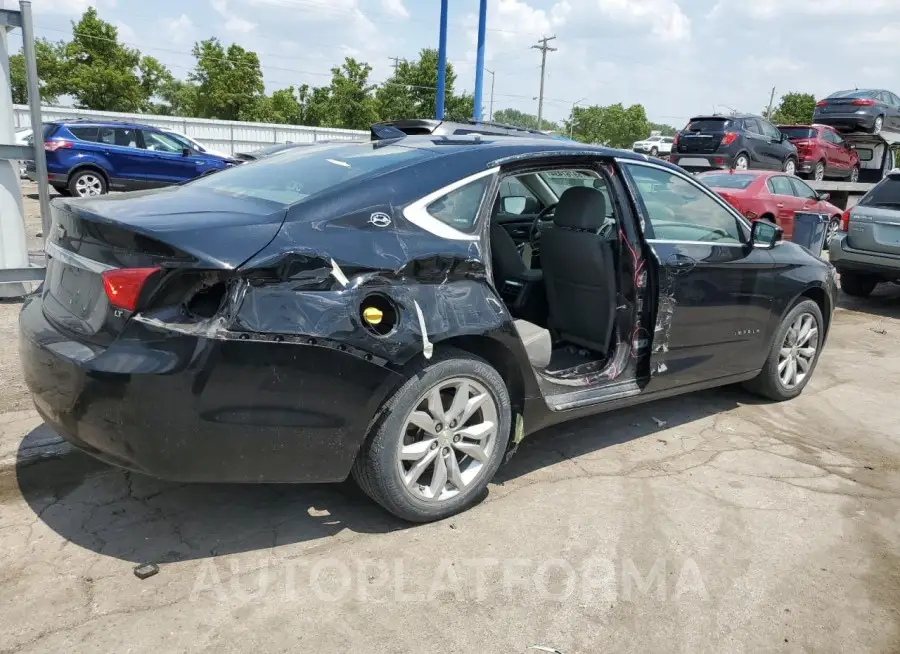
<box><xmin>375</xmin><ymin>118</ymin><xmax>554</xmax><ymax>138</ymax></box>
<box><xmin>52</xmin><ymin>118</ymin><xmax>157</xmax><ymax>129</ymax></box>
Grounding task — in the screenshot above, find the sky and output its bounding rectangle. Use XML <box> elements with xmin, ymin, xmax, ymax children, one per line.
<box><xmin>3</xmin><ymin>0</ymin><xmax>899</xmax><ymax>128</ymax></box>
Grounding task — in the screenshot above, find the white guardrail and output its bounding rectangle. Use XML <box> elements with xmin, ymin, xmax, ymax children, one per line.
<box><xmin>12</xmin><ymin>105</ymin><xmax>369</xmax><ymax>155</ymax></box>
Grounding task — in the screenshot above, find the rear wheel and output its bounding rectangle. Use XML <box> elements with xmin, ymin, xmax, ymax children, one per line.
<box><xmin>824</xmin><ymin>215</ymin><xmax>840</xmax><ymax>250</ymax></box>
<box><xmin>743</xmin><ymin>299</ymin><xmax>824</xmax><ymax>401</ymax></box>
<box><xmin>650</xmin><ymin>146</ymin><xmax>659</xmax><ymax>157</ymax></box>
<box><xmin>733</xmin><ymin>154</ymin><xmax>749</xmax><ymax>170</ymax></box>
<box><xmin>812</xmin><ymin>160</ymin><xmax>825</xmax><ymax>182</ymax></box>
<box><xmin>783</xmin><ymin>157</ymin><xmax>797</xmax><ymax>176</ymax></box>
<box><xmin>849</xmin><ymin>166</ymin><xmax>860</xmax><ymax>183</ymax></box>
<box><xmin>352</xmin><ymin>350</ymin><xmax>511</xmax><ymax>522</ymax></box>
<box><xmin>68</xmin><ymin>169</ymin><xmax>107</xmax><ymax>197</ymax></box>
<box><xmin>840</xmin><ymin>272</ymin><xmax>878</xmax><ymax>297</ymax></box>
<box><xmin>872</xmin><ymin>115</ymin><xmax>884</xmax><ymax>135</ymax></box>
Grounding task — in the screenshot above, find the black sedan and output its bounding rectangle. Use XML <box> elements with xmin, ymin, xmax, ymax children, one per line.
<box><xmin>814</xmin><ymin>89</ymin><xmax>900</xmax><ymax>142</ymax></box>
<box><xmin>19</xmin><ymin>137</ymin><xmax>837</xmax><ymax>522</ymax></box>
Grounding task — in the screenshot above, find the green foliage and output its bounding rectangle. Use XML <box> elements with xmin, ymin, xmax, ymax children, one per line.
<box><xmin>188</xmin><ymin>38</ymin><xmax>266</xmax><ymax>121</ymax></box>
<box><xmin>324</xmin><ymin>58</ymin><xmax>380</xmax><ymax>129</ymax></box>
<box><xmin>648</xmin><ymin>121</ymin><xmax>678</xmax><ymax>136</ymax></box>
<box><xmin>376</xmin><ymin>49</ymin><xmax>473</xmax><ymax>123</ymax></box>
<box><xmin>490</xmin><ymin>108</ymin><xmax>559</xmax><ymax>131</ymax></box>
<box><xmin>568</xmin><ymin>103</ymin><xmax>650</xmax><ymax>148</ymax></box>
<box><xmin>9</xmin><ymin>39</ymin><xmax>68</xmax><ymax>105</ymax></box>
<box><xmin>770</xmin><ymin>92</ymin><xmax>816</xmax><ymax>125</ymax></box>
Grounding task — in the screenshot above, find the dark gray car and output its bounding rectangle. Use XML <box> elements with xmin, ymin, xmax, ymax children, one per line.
<box><xmin>829</xmin><ymin>171</ymin><xmax>900</xmax><ymax>296</ymax></box>
<box><xmin>814</xmin><ymin>89</ymin><xmax>900</xmax><ymax>138</ymax></box>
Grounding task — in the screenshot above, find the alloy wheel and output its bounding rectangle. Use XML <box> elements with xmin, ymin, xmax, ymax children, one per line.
<box><xmin>825</xmin><ymin>217</ymin><xmax>840</xmax><ymax>247</ymax></box>
<box><xmin>778</xmin><ymin>312</ymin><xmax>819</xmax><ymax>390</ymax></box>
<box><xmin>850</xmin><ymin>167</ymin><xmax>859</xmax><ymax>183</ymax></box>
<box><xmin>814</xmin><ymin>162</ymin><xmax>825</xmax><ymax>181</ymax></box>
<box><xmin>874</xmin><ymin>116</ymin><xmax>883</xmax><ymax>134</ymax></box>
<box><xmin>75</xmin><ymin>174</ymin><xmax>103</xmax><ymax>197</ymax></box>
<box><xmin>734</xmin><ymin>156</ymin><xmax>749</xmax><ymax>170</ymax></box>
<box><xmin>397</xmin><ymin>377</ymin><xmax>498</xmax><ymax>502</ymax></box>
<box><xmin>784</xmin><ymin>159</ymin><xmax>796</xmax><ymax>176</ymax></box>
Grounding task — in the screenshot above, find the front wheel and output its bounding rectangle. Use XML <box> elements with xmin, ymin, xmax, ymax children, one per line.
<box><xmin>783</xmin><ymin>157</ymin><xmax>797</xmax><ymax>176</ymax></box>
<box><xmin>68</xmin><ymin>169</ymin><xmax>107</xmax><ymax>197</ymax></box>
<box><xmin>743</xmin><ymin>299</ymin><xmax>824</xmax><ymax>401</ymax></box>
<box><xmin>650</xmin><ymin>147</ymin><xmax>659</xmax><ymax>157</ymax></box>
<box><xmin>352</xmin><ymin>350</ymin><xmax>512</xmax><ymax>522</ymax></box>
<box><xmin>840</xmin><ymin>272</ymin><xmax>878</xmax><ymax>297</ymax></box>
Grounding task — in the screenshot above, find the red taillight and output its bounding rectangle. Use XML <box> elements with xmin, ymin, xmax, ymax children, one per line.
<box><xmin>840</xmin><ymin>208</ymin><xmax>851</xmax><ymax>232</ymax></box>
<box><xmin>851</xmin><ymin>98</ymin><xmax>876</xmax><ymax>106</ymax></box>
<box><xmin>44</xmin><ymin>140</ymin><xmax>73</xmax><ymax>152</ymax></box>
<box><xmin>672</xmin><ymin>133</ymin><xmax>680</xmax><ymax>146</ymax></box>
<box><xmin>101</xmin><ymin>267</ymin><xmax>160</xmax><ymax>311</ymax></box>
<box><xmin>720</xmin><ymin>132</ymin><xmax>738</xmax><ymax>146</ymax></box>
<box><xmin>816</xmin><ymin>100</ymin><xmax>827</xmax><ymax>107</ymax></box>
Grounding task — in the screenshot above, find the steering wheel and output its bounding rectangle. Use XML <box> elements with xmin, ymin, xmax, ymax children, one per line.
<box><xmin>529</xmin><ymin>203</ymin><xmax>558</xmax><ymax>248</ymax></box>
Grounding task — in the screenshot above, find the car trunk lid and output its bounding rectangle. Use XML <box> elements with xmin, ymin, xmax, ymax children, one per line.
<box><xmin>41</xmin><ymin>186</ymin><xmax>286</xmax><ymax>345</ymax></box>
<box><xmin>846</xmin><ymin>175</ymin><xmax>900</xmax><ymax>255</ymax></box>
<box><xmin>676</xmin><ymin>117</ymin><xmax>732</xmax><ymax>154</ymax></box>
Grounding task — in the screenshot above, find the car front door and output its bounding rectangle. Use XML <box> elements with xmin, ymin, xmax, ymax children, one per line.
<box><xmin>759</xmin><ymin>118</ymin><xmax>789</xmax><ymax>169</ymax></box>
<box><xmin>788</xmin><ymin>176</ymin><xmax>821</xmax><ymax>213</ymax></box>
<box><xmin>742</xmin><ymin>118</ymin><xmax>770</xmax><ymax>168</ymax></box>
<box><xmin>96</xmin><ymin>127</ymin><xmax>148</xmax><ymax>189</ymax></box>
<box><xmin>141</xmin><ymin>130</ymin><xmax>214</xmax><ymax>185</ymax></box>
<box><xmin>767</xmin><ymin>175</ymin><xmax>801</xmax><ymax>239</ymax></box>
<box><xmin>620</xmin><ymin>160</ymin><xmax>776</xmax><ymax>389</ymax></box>
<box><xmin>824</xmin><ymin>130</ymin><xmax>848</xmax><ymax>173</ymax></box>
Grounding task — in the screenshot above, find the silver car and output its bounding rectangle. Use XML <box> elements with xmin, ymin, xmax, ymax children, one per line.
<box><xmin>829</xmin><ymin>171</ymin><xmax>900</xmax><ymax>296</ymax></box>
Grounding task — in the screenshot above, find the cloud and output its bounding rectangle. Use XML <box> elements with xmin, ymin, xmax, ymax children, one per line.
<box><xmin>25</xmin><ymin>0</ymin><xmax>116</xmax><ymax>14</ymax></box>
<box><xmin>161</xmin><ymin>14</ymin><xmax>195</xmax><ymax>43</ymax></box>
<box><xmin>591</xmin><ymin>0</ymin><xmax>690</xmax><ymax>41</ymax></box>
<box><xmin>114</xmin><ymin>20</ymin><xmax>137</xmax><ymax>44</ymax></box>
<box><xmin>381</xmin><ymin>0</ymin><xmax>409</xmax><ymax>19</ymax></box>
<box><xmin>713</xmin><ymin>0</ymin><xmax>895</xmax><ymax>19</ymax></box>
<box><xmin>211</xmin><ymin>0</ymin><xmax>257</xmax><ymax>33</ymax></box>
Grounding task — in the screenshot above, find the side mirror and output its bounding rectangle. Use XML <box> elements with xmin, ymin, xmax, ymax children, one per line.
<box><xmin>501</xmin><ymin>196</ymin><xmax>527</xmax><ymax>215</ymax></box>
<box><xmin>181</xmin><ymin>147</ymin><xmax>191</xmax><ymax>157</ymax></box>
<box><xmin>817</xmin><ymin>192</ymin><xmax>830</xmax><ymax>201</ymax></box>
<box><xmin>751</xmin><ymin>219</ymin><xmax>783</xmax><ymax>249</ymax></box>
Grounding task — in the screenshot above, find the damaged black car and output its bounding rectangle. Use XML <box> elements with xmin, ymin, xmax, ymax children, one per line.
<box><xmin>19</xmin><ymin>136</ymin><xmax>837</xmax><ymax>522</ymax></box>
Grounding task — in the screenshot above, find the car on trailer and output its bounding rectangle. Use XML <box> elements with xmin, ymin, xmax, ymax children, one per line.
<box><xmin>778</xmin><ymin>124</ymin><xmax>860</xmax><ymax>182</ymax></box>
<box><xmin>20</xmin><ymin>134</ymin><xmax>837</xmax><ymax>522</ymax></box>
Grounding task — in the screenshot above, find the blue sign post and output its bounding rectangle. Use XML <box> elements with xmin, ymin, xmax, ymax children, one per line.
<box><xmin>435</xmin><ymin>0</ymin><xmax>449</xmax><ymax>120</ymax></box>
<box><xmin>472</xmin><ymin>0</ymin><xmax>487</xmax><ymax>122</ymax></box>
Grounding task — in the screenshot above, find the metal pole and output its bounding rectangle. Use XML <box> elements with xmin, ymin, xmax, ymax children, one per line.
<box><xmin>435</xmin><ymin>0</ymin><xmax>448</xmax><ymax>120</ymax></box>
<box><xmin>472</xmin><ymin>0</ymin><xmax>487</xmax><ymax>122</ymax></box>
<box><xmin>486</xmin><ymin>68</ymin><xmax>495</xmax><ymax>122</ymax></box>
<box><xmin>532</xmin><ymin>36</ymin><xmax>556</xmax><ymax>132</ymax></box>
<box><xmin>20</xmin><ymin>1</ymin><xmax>49</xmax><ymax>238</ymax></box>
<box><xmin>766</xmin><ymin>86</ymin><xmax>776</xmax><ymax>120</ymax></box>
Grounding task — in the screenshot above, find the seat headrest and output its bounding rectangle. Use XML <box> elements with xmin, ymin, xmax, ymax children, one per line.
<box><xmin>553</xmin><ymin>186</ymin><xmax>607</xmax><ymax>231</ymax></box>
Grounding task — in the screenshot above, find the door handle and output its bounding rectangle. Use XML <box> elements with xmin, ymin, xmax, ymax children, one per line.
<box><xmin>776</xmin><ymin>203</ymin><xmax>784</xmax><ymax>208</ymax></box>
<box><xmin>666</xmin><ymin>254</ymin><xmax>697</xmax><ymax>271</ymax></box>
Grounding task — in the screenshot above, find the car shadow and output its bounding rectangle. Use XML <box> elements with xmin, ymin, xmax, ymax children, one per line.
<box><xmin>836</xmin><ymin>284</ymin><xmax>900</xmax><ymax>320</ymax></box>
<box><xmin>15</xmin><ymin>385</ymin><xmax>757</xmax><ymax>565</ymax></box>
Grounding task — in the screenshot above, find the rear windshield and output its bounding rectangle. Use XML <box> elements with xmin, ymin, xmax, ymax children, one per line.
<box><xmin>685</xmin><ymin>119</ymin><xmax>731</xmax><ymax>132</ymax></box>
<box><xmin>859</xmin><ymin>176</ymin><xmax>900</xmax><ymax>209</ymax></box>
<box><xmin>827</xmin><ymin>90</ymin><xmax>878</xmax><ymax>99</ymax></box>
<box><xmin>779</xmin><ymin>127</ymin><xmax>817</xmax><ymax>139</ymax></box>
<box><xmin>42</xmin><ymin>123</ymin><xmax>56</xmax><ymax>139</ymax></box>
<box><xmin>698</xmin><ymin>173</ymin><xmax>755</xmax><ymax>189</ymax></box>
<box><xmin>189</xmin><ymin>143</ymin><xmax>436</xmax><ymax>206</ymax></box>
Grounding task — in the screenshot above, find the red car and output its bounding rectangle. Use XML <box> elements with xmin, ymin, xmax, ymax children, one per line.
<box><xmin>778</xmin><ymin>124</ymin><xmax>860</xmax><ymax>182</ymax></box>
<box><xmin>697</xmin><ymin>170</ymin><xmax>843</xmax><ymax>243</ymax></box>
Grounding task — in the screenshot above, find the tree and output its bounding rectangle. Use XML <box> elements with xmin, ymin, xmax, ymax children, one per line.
<box><xmin>568</xmin><ymin>103</ymin><xmax>650</xmax><ymax>148</ymax></box>
<box><xmin>188</xmin><ymin>38</ymin><xmax>266</xmax><ymax>121</ymax></box>
<box><xmin>648</xmin><ymin>121</ymin><xmax>677</xmax><ymax>136</ymax></box>
<box><xmin>491</xmin><ymin>108</ymin><xmax>559</xmax><ymax>131</ymax></box>
<box><xmin>770</xmin><ymin>92</ymin><xmax>816</xmax><ymax>125</ymax></box>
<box><xmin>324</xmin><ymin>58</ymin><xmax>379</xmax><ymax>129</ymax></box>
<box><xmin>65</xmin><ymin>8</ymin><xmax>167</xmax><ymax>111</ymax></box>
<box><xmin>376</xmin><ymin>49</ymin><xmax>473</xmax><ymax>122</ymax></box>
<box><xmin>9</xmin><ymin>39</ymin><xmax>68</xmax><ymax>105</ymax></box>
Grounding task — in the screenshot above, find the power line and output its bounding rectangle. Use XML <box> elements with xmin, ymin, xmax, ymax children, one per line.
<box><xmin>532</xmin><ymin>35</ymin><xmax>556</xmax><ymax>131</ymax></box>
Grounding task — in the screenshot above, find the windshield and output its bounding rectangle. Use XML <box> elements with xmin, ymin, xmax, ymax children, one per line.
<box><xmin>698</xmin><ymin>173</ymin><xmax>756</xmax><ymax>189</ymax></box>
<box><xmin>165</xmin><ymin>132</ymin><xmax>200</xmax><ymax>151</ymax></box>
<box><xmin>539</xmin><ymin>170</ymin><xmax>601</xmax><ymax>198</ymax></box>
<box><xmin>779</xmin><ymin>127</ymin><xmax>817</xmax><ymax>139</ymax></box>
<box><xmin>189</xmin><ymin>142</ymin><xmax>437</xmax><ymax>206</ymax></box>
<box><xmin>685</xmin><ymin>119</ymin><xmax>731</xmax><ymax>132</ymax></box>
<box><xmin>859</xmin><ymin>176</ymin><xmax>900</xmax><ymax>209</ymax></box>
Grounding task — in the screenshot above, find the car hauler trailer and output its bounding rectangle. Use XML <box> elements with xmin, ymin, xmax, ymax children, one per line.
<box><xmin>809</xmin><ymin>132</ymin><xmax>898</xmax><ymax>209</ymax></box>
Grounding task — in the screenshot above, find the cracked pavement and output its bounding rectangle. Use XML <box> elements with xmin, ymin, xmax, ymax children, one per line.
<box><xmin>2</xmin><ymin>250</ymin><xmax>900</xmax><ymax>651</ymax></box>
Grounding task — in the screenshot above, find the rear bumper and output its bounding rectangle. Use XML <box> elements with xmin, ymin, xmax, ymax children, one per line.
<box><xmin>18</xmin><ymin>295</ymin><xmax>404</xmax><ymax>483</ymax></box>
<box><xmin>829</xmin><ymin>233</ymin><xmax>900</xmax><ymax>279</ymax></box>
<box><xmin>669</xmin><ymin>152</ymin><xmax>736</xmax><ymax>171</ymax></box>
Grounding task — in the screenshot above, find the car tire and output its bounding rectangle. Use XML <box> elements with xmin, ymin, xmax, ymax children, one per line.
<box><xmin>872</xmin><ymin>115</ymin><xmax>884</xmax><ymax>135</ymax></box>
<box><xmin>68</xmin><ymin>169</ymin><xmax>107</xmax><ymax>197</ymax></box>
<box><xmin>840</xmin><ymin>272</ymin><xmax>878</xmax><ymax>297</ymax></box>
<box><xmin>352</xmin><ymin>349</ymin><xmax>512</xmax><ymax>523</ymax></box>
<box><xmin>823</xmin><ymin>215</ymin><xmax>840</xmax><ymax>251</ymax></box>
<box><xmin>811</xmin><ymin>160</ymin><xmax>825</xmax><ymax>182</ymax></box>
<box><xmin>849</xmin><ymin>166</ymin><xmax>860</xmax><ymax>183</ymax></box>
<box><xmin>733</xmin><ymin>153</ymin><xmax>750</xmax><ymax>170</ymax></box>
<box><xmin>650</xmin><ymin>147</ymin><xmax>658</xmax><ymax>157</ymax></box>
<box><xmin>743</xmin><ymin>298</ymin><xmax>824</xmax><ymax>401</ymax></box>
<box><xmin>783</xmin><ymin>157</ymin><xmax>797</xmax><ymax>176</ymax></box>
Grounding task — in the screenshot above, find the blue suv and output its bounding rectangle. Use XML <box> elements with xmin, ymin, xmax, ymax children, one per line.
<box><xmin>27</xmin><ymin>120</ymin><xmax>237</xmax><ymax>197</ymax></box>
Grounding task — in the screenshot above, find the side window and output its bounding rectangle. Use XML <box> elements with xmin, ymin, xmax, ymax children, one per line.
<box><xmin>623</xmin><ymin>163</ymin><xmax>743</xmax><ymax>243</ymax></box>
<box><xmin>768</xmin><ymin>175</ymin><xmax>795</xmax><ymax>196</ymax></box>
<box><xmin>142</xmin><ymin>130</ymin><xmax>184</xmax><ymax>154</ymax></box>
<box><xmin>744</xmin><ymin>118</ymin><xmax>762</xmax><ymax>135</ymax></box>
<box><xmin>759</xmin><ymin>120</ymin><xmax>780</xmax><ymax>140</ymax></box>
<box><xmin>889</xmin><ymin>93</ymin><xmax>900</xmax><ymax>107</ymax></box>
<box><xmin>68</xmin><ymin>127</ymin><xmax>99</xmax><ymax>142</ymax></box>
<box><xmin>426</xmin><ymin>176</ymin><xmax>491</xmax><ymax>233</ymax></box>
<box><xmin>497</xmin><ymin>177</ymin><xmax>541</xmax><ymax>215</ymax></box>
<box><xmin>99</xmin><ymin>127</ymin><xmax>140</xmax><ymax>148</ymax></box>
<box><xmin>789</xmin><ymin>177</ymin><xmax>817</xmax><ymax>200</ymax></box>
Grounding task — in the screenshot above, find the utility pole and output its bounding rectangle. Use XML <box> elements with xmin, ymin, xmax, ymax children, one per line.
<box><xmin>766</xmin><ymin>86</ymin><xmax>776</xmax><ymax>119</ymax></box>
<box><xmin>389</xmin><ymin>56</ymin><xmax>403</xmax><ymax>71</ymax></box>
<box><xmin>531</xmin><ymin>35</ymin><xmax>556</xmax><ymax>131</ymax></box>
<box><xmin>485</xmin><ymin>68</ymin><xmax>495</xmax><ymax>121</ymax></box>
